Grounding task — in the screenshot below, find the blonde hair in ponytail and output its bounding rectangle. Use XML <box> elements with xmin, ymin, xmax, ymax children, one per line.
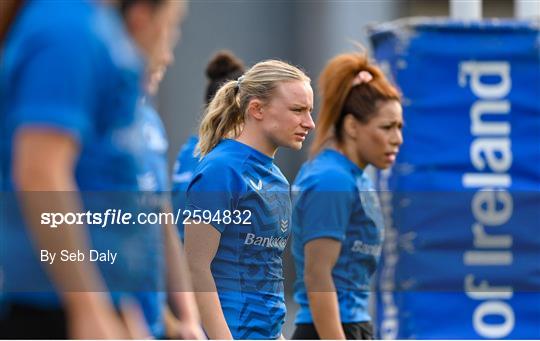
<box><xmin>198</xmin><ymin>59</ymin><xmax>310</xmax><ymax>157</ymax></box>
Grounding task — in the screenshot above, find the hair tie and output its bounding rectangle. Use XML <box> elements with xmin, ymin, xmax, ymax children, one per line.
<box><xmin>236</xmin><ymin>75</ymin><xmax>245</xmax><ymax>89</ymax></box>
<box><xmin>352</xmin><ymin>70</ymin><xmax>373</xmax><ymax>86</ymax></box>
<box><xmin>233</xmin><ymin>75</ymin><xmax>244</xmax><ymax>96</ymax></box>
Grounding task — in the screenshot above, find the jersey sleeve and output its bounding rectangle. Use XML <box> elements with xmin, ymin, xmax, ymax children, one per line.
<box><xmin>294</xmin><ymin>171</ymin><xmax>355</xmax><ymax>244</ymax></box>
<box><xmin>185</xmin><ymin>162</ymin><xmax>245</xmax><ymax>233</ymax></box>
<box><xmin>10</xmin><ymin>28</ymin><xmax>98</xmax><ymax>144</ymax></box>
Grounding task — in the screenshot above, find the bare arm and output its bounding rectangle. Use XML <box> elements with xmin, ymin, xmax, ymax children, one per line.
<box><xmin>13</xmin><ymin>129</ymin><xmax>144</xmax><ymax>339</ymax></box>
<box><xmin>184</xmin><ymin>222</ymin><xmax>233</xmax><ymax>340</ymax></box>
<box><xmin>162</xmin><ymin>203</ymin><xmax>205</xmax><ymax>339</ymax></box>
<box><xmin>304</xmin><ymin>238</ymin><xmax>346</xmax><ymax>340</ymax></box>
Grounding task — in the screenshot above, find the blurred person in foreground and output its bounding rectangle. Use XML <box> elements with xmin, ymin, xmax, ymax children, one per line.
<box><xmin>136</xmin><ymin>9</ymin><xmax>205</xmax><ymax>338</ymax></box>
<box><xmin>291</xmin><ymin>51</ymin><xmax>403</xmax><ymax>339</ymax></box>
<box><xmin>0</xmin><ymin>0</ymin><xmax>188</xmax><ymax>338</ymax></box>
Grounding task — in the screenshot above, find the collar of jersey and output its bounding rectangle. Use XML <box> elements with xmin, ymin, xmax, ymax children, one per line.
<box><xmin>221</xmin><ymin>139</ymin><xmax>274</xmax><ymax>166</ymax></box>
<box><xmin>321</xmin><ymin>148</ymin><xmax>364</xmax><ymax>176</ymax></box>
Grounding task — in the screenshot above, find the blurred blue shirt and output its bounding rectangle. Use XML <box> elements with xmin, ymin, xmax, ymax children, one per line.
<box><xmin>171</xmin><ymin>134</ymin><xmax>199</xmax><ymax>238</ymax></box>
<box><xmin>0</xmin><ymin>0</ymin><xmax>164</xmax><ymax>336</ymax></box>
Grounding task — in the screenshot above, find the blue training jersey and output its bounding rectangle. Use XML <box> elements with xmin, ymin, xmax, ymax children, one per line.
<box><xmin>135</xmin><ymin>96</ymin><xmax>171</xmax><ymax>337</ymax></box>
<box><xmin>0</xmin><ymin>0</ymin><xmax>164</xmax><ymax>335</ymax></box>
<box><xmin>171</xmin><ymin>134</ymin><xmax>199</xmax><ymax>238</ymax></box>
<box><xmin>185</xmin><ymin>139</ymin><xmax>291</xmax><ymax>339</ymax></box>
<box><xmin>139</xmin><ymin>96</ymin><xmax>170</xmax><ymax>192</ymax></box>
<box><xmin>292</xmin><ymin>149</ymin><xmax>384</xmax><ymax>324</ymax></box>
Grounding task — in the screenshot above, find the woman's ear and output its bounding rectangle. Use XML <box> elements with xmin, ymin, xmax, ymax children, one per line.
<box><xmin>342</xmin><ymin>114</ymin><xmax>358</xmax><ymax>140</ymax></box>
<box><xmin>247</xmin><ymin>99</ymin><xmax>264</xmax><ymax>121</ymax></box>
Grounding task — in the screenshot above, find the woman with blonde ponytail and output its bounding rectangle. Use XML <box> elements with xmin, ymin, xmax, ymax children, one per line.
<box><xmin>184</xmin><ymin>59</ymin><xmax>315</xmax><ymax>339</ymax></box>
<box><xmin>291</xmin><ymin>51</ymin><xmax>403</xmax><ymax>340</ymax></box>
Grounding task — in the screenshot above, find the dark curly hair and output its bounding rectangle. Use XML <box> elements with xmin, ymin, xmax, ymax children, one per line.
<box><xmin>205</xmin><ymin>50</ymin><xmax>245</xmax><ymax>104</ymax></box>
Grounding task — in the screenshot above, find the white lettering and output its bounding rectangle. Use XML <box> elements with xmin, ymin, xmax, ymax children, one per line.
<box><xmin>463</xmin><ymin>173</ymin><xmax>511</xmax><ymax>188</ymax></box>
<box><xmin>60</xmin><ymin>250</ymin><xmax>85</xmax><ymax>262</ymax></box>
<box><xmin>243</xmin><ymin>233</ymin><xmax>287</xmax><ymax>249</ymax></box>
<box><xmin>459</xmin><ymin>61</ymin><xmax>511</xmax><ymax>99</ymax></box>
<box><xmin>460</xmin><ymin>60</ymin><xmax>514</xmax><ymax>338</ymax></box>
<box><xmin>245</xmin><ymin>233</ymin><xmax>255</xmax><ymax>245</ymax></box>
<box><xmin>40</xmin><ymin>213</ymin><xmax>51</xmax><ymax>226</ymax></box>
<box><xmin>464</xmin><ymin>250</ymin><xmax>512</xmax><ymax>266</ymax></box>
<box><xmin>471</xmin><ymin>138</ymin><xmax>512</xmax><ymax>172</ymax></box>
<box><xmin>40</xmin><ymin>250</ymin><xmax>55</xmax><ymax>265</ymax></box>
<box><xmin>465</xmin><ymin>275</ymin><xmax>513</xmax><ymax>300</ymax></box>
<box><xmin>473</xmin><ymin>301</ymin><xmax>515</xmax><ymax>338</ymax></box>
<box><xmin>471</xmin><ymin>100</ymin><xmax>511</xmax><ymax>135</ymax></box>
<box><xmin>472</xmin><ymin>223</ymin><xmax>512</xmax><ymax>249</ymax></box>
<box><xmin>89</xmin><ymin>250</ymin><xmax>117</xmax><ymax>265</ymax></box>
<box><xmin>472</xmin><ymin>190</ymin><xmax>513</xmax><ymax>226</ymax></box>
<box><xmin>351</xmin><ymin>240</ymin><xmax>382</xmax><ymax>256</ymax></box>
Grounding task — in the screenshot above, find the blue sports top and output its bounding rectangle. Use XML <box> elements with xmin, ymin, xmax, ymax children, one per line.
<box><xmin>291</xmin><ymin>149</ymin><xmax>384</xmax><ymax>324</ymax></box>
<box><xmin>134</xmin><ymin>96</ymin><xmax>171</xmax><ymax>337</ymax></box>
<box><xmin>172</xmin><ymin>135</ymin><xmax>199</xmax><ymax>190</ymax></box>
<box><xmin>0</xmin><ymin>0</ymin><xmax>164</xmax><ymax>336</ymax></box>
<box><xmin>139</xmin><ymin>96</ymin><xmax>170</xmax><ymax>192</ymax></box>
<box><xmin>185</xmin><ymin>139</ymin><xmax>291</xmax><ymax>340</ymax></box>
<box><xmin>171</xmin><ymin>134</ymin><xmax>199</xmax><ymax>238</ymax></box>
<box><xmin>1</xmin><ymin>0</ymin><xmax>144</xmax><ymax>190</ymax></box>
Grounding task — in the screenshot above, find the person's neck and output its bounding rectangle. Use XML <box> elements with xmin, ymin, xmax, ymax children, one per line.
<box><xmin>235</xmin><ymin>129</ymin><xmax>277</xmax><ymax>158</ymax></box>
<box><xmin>332</xmin><ymin>140</ymin><xmax>366</xmax><ymax>170</ymax></box>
